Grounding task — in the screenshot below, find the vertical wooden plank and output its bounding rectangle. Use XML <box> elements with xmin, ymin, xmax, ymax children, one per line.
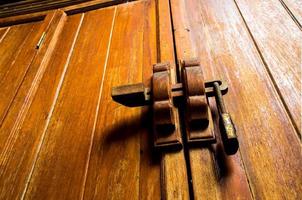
<box><xmin>0</xmin><ymin>11</ymin><xmax>64</xmax><ymax>126</ymax></box>
<box><xmin>0</xmin><ymin>24</ymin><xmax>34</xmax><ymax>80</ymax></box>
<box><xmin>0</xmin><ymin>22</ymin><xmax>40</xmax><ymax>125</ymax></box>
<box><xmin>0</xmin><ymin>27</ymin><xmax>9</xmax><ymax>42</ymax></box>
<box><xmin>83</xmin><ymin>3</ymin><xmax>144</xmax><ymax>199</ymax></box>
<box><xmin>0</xmin><ymin>11</ymin><xmax>66</xmax><ymax>152</ymax></box>
<box><xmin>24</xmin><ymin>8</ymin><xmax>115</xmax><ymax>199</ymax></box>
<box><xmin>170</xmin><ymin>0</ymin><xmax>252</xmax><ymax>199</ymax></box>
<box><xmin>171</xmin><ymin>0</ymin><xmax>302</xmax><ymax>199</ymax></box>
<box><xmin>235</xmin><ymin>0</ymin><xmax>302</xmax><ymax>134</ymax></box>
<box><xmin>140</xmin><ymin>0</ymin><xmax>161</xmax><ymax>199</ymax></box>
<box><xmin>157</xmin><ymin>0</ymin><xmax>190</xmax><ymax>199</ymax></box>
<box><xmin>0</xmin><ymin>14</ymin><xmax>81</xmax><ymax>200</ymax></box>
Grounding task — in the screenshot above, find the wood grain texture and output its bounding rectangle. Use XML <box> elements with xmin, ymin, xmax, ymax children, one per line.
<box><xmin>0</xmin><ymin>23</ymin><xmax>34</xmax><ymax>80</ymax></box>
<box><xmin>156</xmin><ymin>0</ymin><xmax>190</xmax><ymax>199</ymax></box>
<box><xmin>280</xmin><ymin>0</ymin><xmax>302</xmax><ymax>28</ymax></box>
<box><xmin>24</xmin><ymin>8</ymin><xmax>114</xmax><ymax>199</ymax></box>
<box><xmin>171</xmin><ymin>0</ymin><xmax>302</xmax><ymax>199</ymax></box>
<box><xmin>83</xmin><ymin>3</ymin><xmax>145</xmax><ymax>199</ymax></box>
<box><xmin>0</xmin><ymin>10</ymin><xmax>65</xmax><ymax>135</ymax></box>
<box><xmin>0</xmin><ymin>13</ymin><xmax>82</xmax><ymax>200</ymax></box>
<box><xmin>170</xmin><ymin>0</ymin><xmax>252</xmax><ymax>199</ymax></box>
<box><xmin>0</xmin><ymin>22</ymin><xmax>40</xmax><ymax>125</ymax></box>
<box><xmin>140</xmin><ymin>0</ymin><xmax>161</xmax><ymax>199</ymax></box>
<box><xmin>235</xmin><ymin>0</ymin><xmax>302</xmax><ymax>134</ymax></box>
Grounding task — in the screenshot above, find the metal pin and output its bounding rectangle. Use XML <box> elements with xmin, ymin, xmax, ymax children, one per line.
<box><xmin>213</xmin><ymin>82</ymin><xmax>238</xmax><ymax>155</ymax></box>
<box><xmin>36</xmin><ymin>32</ymin><xmax>46</xmax><ymax>49</ymax></box>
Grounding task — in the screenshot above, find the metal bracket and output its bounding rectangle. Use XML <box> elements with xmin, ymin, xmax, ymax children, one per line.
<box><xmin>111</xmin><ymin>59</ymin><xmax>238</xmax><ymax>155</ymax></box>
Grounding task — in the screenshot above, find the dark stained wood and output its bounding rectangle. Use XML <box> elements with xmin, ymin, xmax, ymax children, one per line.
<box><xmin>235</xmin><ymin>0</ymin><xmax>301</xmax><ymax>135</ymax></box>
<box><xmin>63</xmin><ymin>0</ymin><xmax>124</xmax><ymax>15</ymax></box>
<box><xmin>0</xmin><ymin>13</ymin><xmax>81</xmax><ymax>200</ymax></box>
<box><xmin>24</xmin><ymin>8</ymin><xmax>115</xmax><ymax>199</ymax></box>
<box><xmin>0</xmin><ymin>12</ymin><xmax>46</xmax><ymax>27</ymax></box>
<box><xmin>171</xmin><ymin>0</ymin><xmax>302</xmax><ymax>199</ymax></box>
<box><xmin>0</xmin><ymin>0</ymin><xmax>124</xmax><ymax>18</ymax></box>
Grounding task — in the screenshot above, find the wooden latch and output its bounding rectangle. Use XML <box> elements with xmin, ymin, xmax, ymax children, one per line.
<box><xmin>111</xmin><ymin>59</ymin><xmax>238</xmax><ymax>155</ymax></box>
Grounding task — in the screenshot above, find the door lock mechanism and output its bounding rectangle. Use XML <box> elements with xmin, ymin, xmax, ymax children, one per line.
<box><xmin>111</xmin><ymin>59</ymin><xmax>238</xmax><ymax>155</ymax></box>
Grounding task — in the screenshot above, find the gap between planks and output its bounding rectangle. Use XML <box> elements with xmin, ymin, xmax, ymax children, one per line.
<box><xmin>20</xmin><ymin>13</ymin><xmax>84</xmax><ymax>200</ymax></box>
<box><xmin>79</xmin><ymin>6</ymin><xmax>117</xmax><ymax>199</ymax></box>
<box><xmin>233</xmin><ymin>0</ymin><xmax>301</xmax><ymax>140</ymax></box>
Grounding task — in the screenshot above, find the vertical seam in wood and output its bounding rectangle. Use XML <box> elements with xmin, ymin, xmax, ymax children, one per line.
<box><xmin>80</xmin><ymin>6</ymin><xmax>117</xmax><ymax>200</ymax></box>
<box><xmin>167</xmin><ymin>0</ymin><xmax>194</xmax><ymax>199</ymax></box>
<box><xmin>278</xmin><ymin>0</ymin><xmax>302</xmax><ymax>30</ymax></box>
<box><xmin>232</xmin><ymin>0</ymin><xmax>301</xmax><ymax>198</ymax></box>
<box><xmin>138</xmin><ymin>2</ymin><xmax>147</xmax><ymax>199</ymax></box>
<box><xmin>155</xmin><ymin>0</ymin><xmax>161</xmax><ymax>63</ymax></box>
<box><xmin>0</xmin><ymin>12</ymin><xmax>57</xmax><ymax>127</ymax></box>
<box><xmin>20</xmin><ymin>13</ymin><xmax>83</xmax><ymax>200</ymax></box>
<box><xmin>0</xmin><ymin>27</ymin><xmax>10</xmax><ymax>43</ymax></box>
<box><xmin>233</xmin><ymin>0</ymin><xmax>301</xmax><ymax>140</ymax></box>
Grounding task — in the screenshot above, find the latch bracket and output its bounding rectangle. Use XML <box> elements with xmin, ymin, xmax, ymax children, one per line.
<box><xmin>111</xmin><ymin>59</ymin><xmax>238</xmax><ymax>155</ymax></box>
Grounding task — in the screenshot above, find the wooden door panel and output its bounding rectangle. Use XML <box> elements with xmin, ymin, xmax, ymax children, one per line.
<box><xmin>0</xmin><ymin>11</ymin><xmax>66</xmax><ymax>199</ymax></box>
<box><xmin>0</xmin><ymin>10</ymin><xmax>66</xmax><ymax>126</ymax></box>
<box><xmin>156</xmin><ymin>0</ymin><xmax>190</xmax><ymax>199</ymax></box>
<box><xmin>0</xmin><ymin>23</ymin><xmax>34</xmax><ymax>78</ymax></box>
<box><xmin>170</xmin><ymin>0</ymin><xmax>302</xmax><ymax>199</ymax></box>
<box><xmin>24</xmin><ymin>8</ymin><xmax>115</xmax><ymax>199</ymax></box>
<box><xmin>235</xmin><ymin>0</ymin><xmax>302</xmax><ymax>134</ymax></box>
<box><xmin>83</xmin><ymin>3</ymin><xmax>154</xmax><ymax>199</ymax></box>
<box><xmin>0</xmin><ymin>22</ymin><xmax>41</xmax><ymax>124</ymax></box>
<box><xmin>0</xmin><ymin>12</ymin><xmax>80</xmax><ymax>200</ymax></box>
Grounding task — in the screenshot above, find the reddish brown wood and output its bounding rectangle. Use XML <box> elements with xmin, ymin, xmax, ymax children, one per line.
<box><xmin>0</xmin><ymin>13</ymin><xmax>82</xmax><ymax>200</ymax></box>
<box><xmin>152</xmin><ymin>62</ymin><xmax>182</xmax><ymax>150</ymax></box>
<box><xmin>24</xmin><ymin>8</ymin><xmax>114</xmax><ymax>199</ymax></box>
<box><xmin>0</xmin><ymin>11</ymin><xmax>65</xmax><ymax>151</ymax></box>
<box><xmin>139</xmin><ymin>0</ymin><xmax>161</xmax><ymax>199</ymax></box>
<box><xmin>171</xmin><ymin>0</ymin><xmax>301</xmax><ymax>199</ymax></box>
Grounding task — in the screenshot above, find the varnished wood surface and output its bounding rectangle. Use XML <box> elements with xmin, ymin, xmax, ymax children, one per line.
<box><xmin>0</xmin><ymin>0</ymin><xmax>301</xmax><ymax>199</ymax></box>
<box><xmin>235</xmin><ymin>0</ymin><xmax>302</xmax><ymax>134</ymax></box>
<box><xmin>170</xmin><ymin>0</ymin><xmax>301</xmax><ymax>199</ymax></box>
<box><xmin>25</xmin><ymin>8</ymin><xmax>115</xmax><ymax>199</ymax></box>
<box><xmin>156</xmin><ymin>0</ymin><xmax>190</xmax><ymax>199</ymax></box>
<box><xmin>0</xmin><ymin>10</ymin><xmax>66</xmax><ymax>199</ymax></box>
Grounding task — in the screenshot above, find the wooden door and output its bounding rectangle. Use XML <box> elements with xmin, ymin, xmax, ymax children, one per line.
<box><xmin>0</xmin><ymin>0</ymin><xmax>301</xmax><ymax>199</ymax></box>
